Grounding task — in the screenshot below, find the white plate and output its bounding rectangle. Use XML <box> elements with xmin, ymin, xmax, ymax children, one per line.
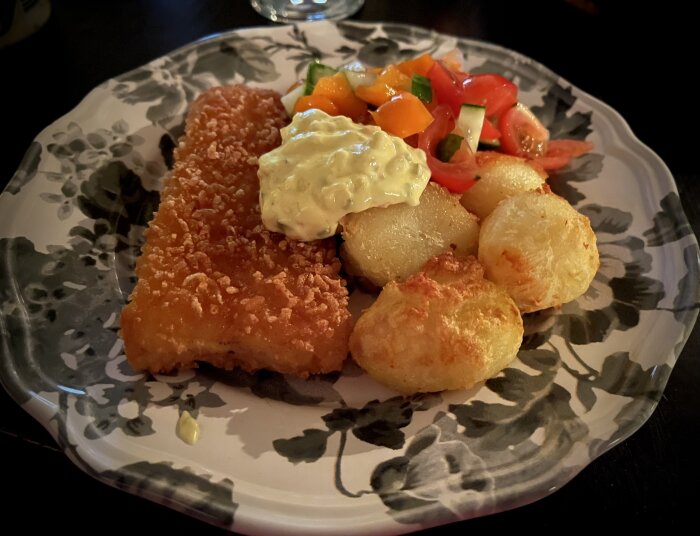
<box><xmin>1</xmin><ymin>21</ymin><xmax>698</xmax><ymax>535</ymax></box>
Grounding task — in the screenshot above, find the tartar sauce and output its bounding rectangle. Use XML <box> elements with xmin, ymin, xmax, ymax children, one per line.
<box><xmin>258</xmin><ymin>109</ymin><xmax>431</xmax><ymax>241</ymax></box>
<box><xmin>176</xmin><ymin>410</ymin><xmax>200</xmax><ymax>445</ymax></box>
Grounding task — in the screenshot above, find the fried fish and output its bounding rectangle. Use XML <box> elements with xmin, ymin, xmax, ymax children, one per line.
<box><xmin>120</xmin><ymin>85</ymin><xmax>352</xmax><ymax>376</ymax></box>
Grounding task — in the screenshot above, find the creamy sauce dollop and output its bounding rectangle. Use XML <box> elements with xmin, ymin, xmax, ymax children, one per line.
<box><xmin>258</xmin><ymin>109</ymin><xmax>431</xmax><ymax>241</ymax></box>
<box><xmin>176</xmin><ymin>411</ymin><xmax>200</xmax><ymax>445</ymax></box>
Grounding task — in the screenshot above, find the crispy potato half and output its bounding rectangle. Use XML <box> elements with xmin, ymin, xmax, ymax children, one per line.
<box><xmin>341</xmin><ymin>182</ymin><xmax>479</xmax><ymax>287</ymax></box>
<box><xmin>478</xmin><ymin>189</ymin><xmax>599</xmax><ymax>313</ymax></box>
<box><xmin>349</xmin><ymin>253</ymin><xmax>523</xmax><ymax>394</ymax></box>
<box><xmin>460</xmin><ymin>151</ymin><xmax>547</xmax><ymax>220</ymax></box>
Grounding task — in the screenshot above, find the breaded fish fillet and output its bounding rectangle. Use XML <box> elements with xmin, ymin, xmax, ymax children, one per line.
<box><xmin>120</xmin><ymin>85</ymin><xmax>352</xmax><ymax>376</ymax></box>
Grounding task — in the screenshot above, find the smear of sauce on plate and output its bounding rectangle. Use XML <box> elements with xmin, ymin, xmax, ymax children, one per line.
<box><xmin>176</xmin><ymin>411</ymin><xmax>200</xmax><ymax>445</ymax></box>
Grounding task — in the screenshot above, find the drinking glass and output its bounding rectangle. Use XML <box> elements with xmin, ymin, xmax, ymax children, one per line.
<box><xmin>250</xmin><ymin>0</ymin><xmax>364</xmax><ymax>23</ymax></box>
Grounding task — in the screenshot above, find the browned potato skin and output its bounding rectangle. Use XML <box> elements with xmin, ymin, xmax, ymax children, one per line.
<box><xmin>478</xmin><ymin>189</ymin><xmax>599</xmax><ymax>313</ymax></box>
<box><xmin>460</xmin><ymin>152</ymin><xmax>547</xmax><ymax>220</ymax></box>
<box><xmin>341</xmin><ymin>182</ymin><xmax>479</xmax><ymax>287</ymax></box>
<box><xmin>349</xmin><ymin>253</ymin><xmax>523</xmax><ymax>394</ymax></box>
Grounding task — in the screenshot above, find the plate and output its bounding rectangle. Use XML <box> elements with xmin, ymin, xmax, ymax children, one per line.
<box><xmin>1</xmin><ymin>21</ymin><xmax>698</xmax><ymax>534</ymax></box>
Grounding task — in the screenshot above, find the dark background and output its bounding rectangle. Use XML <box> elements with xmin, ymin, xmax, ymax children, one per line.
<box><xmin>1</xmin><ymin>0</ymin><xmax>698</xmax><ymax>532</ymax></box>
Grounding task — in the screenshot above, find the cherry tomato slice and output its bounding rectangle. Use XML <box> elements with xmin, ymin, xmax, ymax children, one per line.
<box><xmin>418</xmin><ymin>104</ymin><xmax>478</xmax><ymax>193</ymax></box>
<box><xmin>499</xmin><ymin>103</ymin><xmax>549</xmax><ymax>158</ymax></box>
<box><xmin>533</xmin><ymin>139</ymin><xmax>594</xmax><ymax>170</ymax></box>
<box><xmin>547</xmin><ymin>139</ymin><xmax>594</xmax><ymax>158</ymax></box>
<box><xmin>428</xmin><ymin>62</ymin><xmax>518</xmax><ymax>122</ymax></box>
<box><xmin>426</xmin><ymin>61</ymin><xmax>465</xmax><ymax>116</ymax></box>
<box><xmin>461</xmin><ymin>74</ymin><xmax>518</xmax><ymax>118</ymax></box>
<box><xmin>480</xmin><ymin>117</ymin><xmax>501</xmax><ymax>143</ymax></box>
<box><xmin>533</xmin><ymin>154</ymin><xmax>571</xmax><ymax>171</ymax></box>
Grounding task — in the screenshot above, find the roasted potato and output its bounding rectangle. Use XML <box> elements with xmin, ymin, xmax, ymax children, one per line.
<box><xmin>478</xmin><ymin>189</ymin><xmax>599</xmax><ymax>313</ymax></box>
<box><xmin>341</xmin><ymin>182</ymin><xmax>479</xmax><ymax>287</ymax></box>
<box><xmin>349</xmin><ymin>253</ymin><xmax>523</xmax><ymax>394</ymax></box>
<box><xmin>460</xmin><ymin>152</ymin><xmax>547</xmax><ymax>220</ymax></box>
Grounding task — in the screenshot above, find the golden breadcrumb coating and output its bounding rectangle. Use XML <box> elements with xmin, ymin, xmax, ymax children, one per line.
<box><xmin>349</xmin><ymin>253</ymin><xmax>523</xmax><ymax>393</ymax></box>
<box><xmin>120</xmin><ymin>85</ymin><xmax>352</xmax><ymax>376</ymax></box>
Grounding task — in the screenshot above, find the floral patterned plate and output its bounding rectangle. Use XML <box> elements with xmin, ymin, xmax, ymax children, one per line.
<box><xmin>1</xmin><ymin>21</ymin><xmax>698</xmax><ymax>535</ymax></box>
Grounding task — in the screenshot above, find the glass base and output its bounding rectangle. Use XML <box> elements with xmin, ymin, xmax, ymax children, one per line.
<box><xmin>250</xmin><ymin>0</ymin><xmax>364</xmax><ymax>23</ymax></box>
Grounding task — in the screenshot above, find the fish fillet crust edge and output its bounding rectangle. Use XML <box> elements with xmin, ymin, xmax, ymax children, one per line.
<box><xmin>120</xmin><ymin>85</ymin><xmax>352</xmax><ymax>376</ymax></box>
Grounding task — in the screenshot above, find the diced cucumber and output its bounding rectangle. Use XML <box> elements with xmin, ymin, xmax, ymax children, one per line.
<box><xmin>343</xmin><ymin>68</ymin><xmax>377</xmax><ymax>91</ymax></box>
<box><xmin>304</xmin><ymin>62</ymin><xmax>338</xmax><ymax>95</ymax></box>
<box><xmin>440</xmin><ymin>48</ymin><xmax>465</xmax><ymax>71</ymax></box>
<box><xmin>479</xmin><ymin>138</ymin><xmax>501</xmax><ymax>149</ymax></box>
<box><xmin>411</xmin><ymin>74</ymin><xmax>432</xmax><ymax>103</ymax></box>
<box><xmin>456</xmin><ymin>103</ymin><xmax>486</xmax><ymax>153</ymax></box>
<box><xmin>341</xmin><ymin>61</ymin><xmax>377</xmax><ymax>90</ymax></box>
<box><xmin>281</xmin><ymin>84</ymin><xmax>305</xmax><ymax>117</ymax></box>
<box><xmin>437</xmin><ymin>133</ymin><xmax>464</xmax><ymax>162</ymax></box>
<box><xmin>342</xmin><ymin>60</ymin><xmax>366</xmax><ymax>71</ymax></box>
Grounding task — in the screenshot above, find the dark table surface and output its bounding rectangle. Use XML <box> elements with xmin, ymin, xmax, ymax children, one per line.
<box><xmin>1</xmin><ymin>0</ymin><xmax>698</xmax><ymax>532</ymax></box>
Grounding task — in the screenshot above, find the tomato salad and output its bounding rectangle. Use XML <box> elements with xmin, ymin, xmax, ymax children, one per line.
<box><xmin>281</xmin><ymin>52</ymin><xmax>592</xmax><ymax>194</ymax></box>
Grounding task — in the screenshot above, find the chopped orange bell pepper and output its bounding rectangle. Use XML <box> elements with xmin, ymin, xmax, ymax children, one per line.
<box><xmin>355</xmin><ymin>83</ymin><xmax>397</xmax><ymax>107</ymax></box>
<box><xmin>311</xmin><ymin>72</ymin><xmax>367</xmax><ymax>121</ymax></box>
<box><xmin>369</xmin><ymin>92</ymin><xmax>434</xmax><ymax>139</ymax></box>
<box><xmin>294</xmin><ymin>94</ymin><xmax>339</xmax><ymax>116</ymax></box>
<box><xmin>397</xmin><ymin>54</ymin><xmax>435</xmax><ymax>77</ymax></box>
<box><xmin>377</xmin><ymin>65</ymin><xmax>411</xmax><ymax>90</ymax></box>
<box><xmin>355</xmin><ymin>65</ymin><xmax>411</xmax><ymax>107</ymax></box>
